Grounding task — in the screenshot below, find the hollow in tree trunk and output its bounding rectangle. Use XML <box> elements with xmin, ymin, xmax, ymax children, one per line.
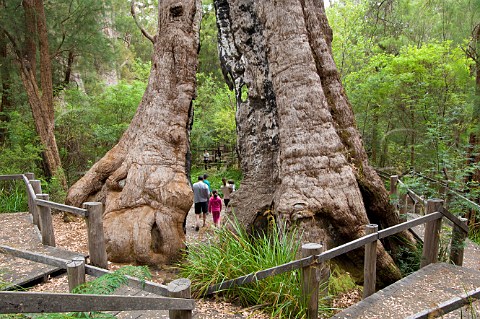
<box><xmin>66</xmin><ymin>0</ymin><xmax>201</xmax><ymax>264</ymax></box>
<box><xmin>215</xmin><ymin>0</ymin><xmax>413</xmax><ymax>286</ymax></box>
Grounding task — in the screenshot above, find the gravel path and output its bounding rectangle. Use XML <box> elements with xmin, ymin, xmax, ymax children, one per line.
<box><xmin>0</xmin><ymin>209</ymin><xmax>268</xmax><ymax>319</ymax></box>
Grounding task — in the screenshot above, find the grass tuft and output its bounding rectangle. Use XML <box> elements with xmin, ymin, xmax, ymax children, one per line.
<box><xmin>178</xmin><ymin>217</ymin><xmax>313</xmax><ymax>318</ymax></box>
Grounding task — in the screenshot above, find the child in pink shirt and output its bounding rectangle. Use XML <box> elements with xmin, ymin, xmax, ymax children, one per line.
<box><xmin>208</xmin><ymin>190</ymin><xmax>223</xmax><ymax>227</ymax></box>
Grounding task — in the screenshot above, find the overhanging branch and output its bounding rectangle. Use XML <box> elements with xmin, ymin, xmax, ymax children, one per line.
<box><xmin>130</xmin><ymin>1</ymin><xmax>154</xmax><ymax>44</ymax></box>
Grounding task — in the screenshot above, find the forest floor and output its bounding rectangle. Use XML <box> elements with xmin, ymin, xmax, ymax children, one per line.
<box><xmin>1</xmin><ymin>208</ymin><xmax>358</xmax><ymax>318</ymax></box>
<box><xmin>16</xmin><ymin>207</ymin><xmax>357</xmax><ymax>318</ymax></box>
<box><xmin>23</xmin><ymin>209</ymin><xmax>271</xmax><ymax>318</ymax></box>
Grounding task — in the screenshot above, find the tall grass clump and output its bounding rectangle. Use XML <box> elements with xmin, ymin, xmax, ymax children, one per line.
<box><xmin>0</xmin><ymin>181</ymin><xmax>28</xmax><ymax>213</ymax></box>
<box><xmin>179</xmin><ymin>217</ymin><xmax>312</xmax><ymax>318</ymax></box>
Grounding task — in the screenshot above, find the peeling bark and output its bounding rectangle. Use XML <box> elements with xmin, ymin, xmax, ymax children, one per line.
<box><xmin>215</xmin><ymin>0</ymin><xmax>411</xmax><ymax>285</ymax></box>
<box><xmin>66</xmin><ymin>0</ymin><xmax>201</xmax><ymax>264</ymax></box>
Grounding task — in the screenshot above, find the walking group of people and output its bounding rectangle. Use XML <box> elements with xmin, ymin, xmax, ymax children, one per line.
<box><xmin>192</xmin><ymin>174</ymin><xmax>235</xmax><ymax>231</ymax></box>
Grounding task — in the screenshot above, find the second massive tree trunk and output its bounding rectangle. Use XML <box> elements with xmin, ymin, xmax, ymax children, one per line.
<box><xmin>66</xmin><ymin>0</ymin><xmax>201</xmax><ymax>264</ymax></box>
<box><xmin>216</xmin><ymin>0</ymin><xmax>411</xmax><ymax>285</ymax></box>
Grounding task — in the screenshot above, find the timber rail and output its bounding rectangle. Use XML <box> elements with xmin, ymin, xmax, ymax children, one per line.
<box><xmin>0</xmin><ymin>173</ymin><xmax>194</xmax><ymax>318</ymax></box>
<box><xmin>202</xmin><ymin>174</ymin><xmax>474</xmax><ymax>319</ymax></box>
<box><xmin>1</xmin><ymin>172</ymin><xmax>478</xmax><ymax>318</ymax></box>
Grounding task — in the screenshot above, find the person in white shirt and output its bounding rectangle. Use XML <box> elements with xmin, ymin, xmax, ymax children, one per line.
<box><xmin>192</xmin><ymin>175</ymin><xmax>210</xmax><ymax>231</ymax></box>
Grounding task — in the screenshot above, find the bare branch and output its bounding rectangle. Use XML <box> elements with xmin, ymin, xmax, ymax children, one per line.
<box><xmin>130</xmin><ymin>1</ymin><xmax>154</xmax><ymax>44</ymax></box>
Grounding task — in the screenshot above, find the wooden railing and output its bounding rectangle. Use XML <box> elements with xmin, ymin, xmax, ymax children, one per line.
<box><xmin>0</xmin><ymin>173</ymin><xmax>107</xmax><ymax>268</ymax></box>
<box><xmin>1</xmin><ymin>173</ymin><xmax>472</xmax><ymax>318</ymax></box>
<box><xmin>204</xmin><ymin>175</ymin><xmax>470</xmax><ymax>319</ymax></box>
<box><xmin>0</xmin><ymin>172</ymin><xmax>195</xmax><ymax>318</ymax></box>
<box><xmin>0</xmin><ymin>245</ymin><xmax>194</xmax><ymax>318</ymax></box>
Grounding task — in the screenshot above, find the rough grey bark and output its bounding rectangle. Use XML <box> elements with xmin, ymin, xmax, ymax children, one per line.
<box><xmin>66</xmin><ymin>0</ymin><xmax>201</xmax><ymax>265</ymax></box>
<box><xmin>215</xmin><ymin>0</ymin><xmax>412</xmax><ymax>285</ymax></box>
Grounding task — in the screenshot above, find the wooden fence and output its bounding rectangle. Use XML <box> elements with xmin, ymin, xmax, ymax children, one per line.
<box><xmin>204</xmin><ymin>175</ymin><xmax>470</xmax><ymax>319</ymax></box>
<box><xmin>1</xmin><ymin>173</ymin><xmax>473</xmax><ymax>318</ymax></box>
<box><xmin>0</xmin><ymin>245</ymin><xmax>194</xmax><ymax>318</ymax></box>
<box><xmin>0</xmin><ymin>173</ymin><xmax>107</xmax><ymax>268</ymax></box>
<box><xmin>0</xmin><ymin>172</ymin><xmax>194</xmax><ymax>318</ymax></box>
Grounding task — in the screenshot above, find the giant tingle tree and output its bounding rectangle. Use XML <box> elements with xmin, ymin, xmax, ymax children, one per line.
<box><xmin>215</xmin><ymin>0</ymin><xmax>413</xmax><ymax>285</ymax></box>
<box><xmin>67</xmin><ymin>0</ymin><xmax>412</xmax><ymax>284</ymax></box>
<box><xmin>66</xmin><ymin>0</ymin><xmax>202</xmax><ymax>264</ymax></box>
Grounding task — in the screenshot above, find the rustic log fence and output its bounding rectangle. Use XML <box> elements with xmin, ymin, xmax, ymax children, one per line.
<box><xmin>1</xmin><ymin>173</ymin><xmax>472</xmax><ymax>318</ymax></box>
<box><xmin>1</xmin><ymin>173</ymin><xmax>195</xmax><ymax>318</ymax></box>
<box><xmin>204</xmin><ymin>175</ymin><xmax>470</xmax><ymax>318</ymax></box>
<box><xmin>0</xmin><ymin>244</ymin><xmax>194</xmax><ymax>317</ymax></box>
<box><xmin>0</xmin><ymin>173</ymin><xmax>108</xmax><ymax>268</ymax></box>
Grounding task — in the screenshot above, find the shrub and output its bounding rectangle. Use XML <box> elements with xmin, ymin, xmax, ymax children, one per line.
<box><xmin>178</xmin><ymin>217</ymin><xmax>314</xmax><ymax>318</ymax></box>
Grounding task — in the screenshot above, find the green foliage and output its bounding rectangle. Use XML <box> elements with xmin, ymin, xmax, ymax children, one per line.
<box><xmin>390</xmin><ymin>237</ymin><xmax>423</xmax><ymax>276</ymax></box>
<box><xmin>328</xmin><ymin>266</ymin><xmax>358</xmax><ymax>297</ymax></box>
<box><xmin>191</xmin><ymin>73</ymin><xmax>236</xmax><ymax>154</ymax></box>
<box><xmin>178</xmin><ymin>218</ymin><xmax>333</xmax><ymax>318</ymax></box>
<box><xmin>56</xmin><ymin>81</ymin><xmax>145</xmax><ymax>184</ymax></box>
<box><xmin>73</xmin><ymin>265</ymin><xmax>151</xmax><ymax>295</ymax></box>
<box><xmin>344</xmin><ymin>41</ymin><xmax>474</xmax><ymax>172</ymax></box>
<box><xmin>0</xmin><ymin>180</ymin><xmax>28</xmax><ymax>213</ymax></box>
<box><xmin>0</xmin><ymin>111</ymin><xmax>43</xmax><ymax>176</ymax></box>
<box><xmin>198</xmin><ymin>1</ymin><xmax>223</xmax><ymax>81</ymax></box>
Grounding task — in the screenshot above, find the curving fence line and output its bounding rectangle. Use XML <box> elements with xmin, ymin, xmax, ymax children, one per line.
<box><xmin>0</xmin><ymin>172</ymin><xmax>194</xmax><ymax>319</ymax></box>
<box><xmin>1</xmin><ymin>173</ymin><xmax>106</xmax><ymax>268</ymax></box>
<box><xmin>0</xmin><ymin>173</ymin><xmax>473</xmax><ymax>319</ymax></box>
<box><xmin>204</xmin><ymin>175</ymin><xmax>470</xmax><ymax>319</ymax></box>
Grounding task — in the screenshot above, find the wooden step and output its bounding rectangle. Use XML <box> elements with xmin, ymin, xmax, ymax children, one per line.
<box><xmin>332</xmin><ymin>263</ymin><xmax>480</xmax><ymax>318</ymax></box>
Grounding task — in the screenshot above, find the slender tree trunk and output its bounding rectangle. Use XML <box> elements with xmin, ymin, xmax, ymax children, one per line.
<box><xmin>371</xmin><ymin>104</ymin><xmax>379</xmax><ymax>164</ymax></box>
<box><xmin>23</xmin><ymin>0</ymin><xmax>37</xmax><ymax>73</ymax></box>
<box><xmin>66</xmin><ymin>0</ymin><xmax>202</xmax><ymax>264</ymax></box>
<box><xmin>0</xmin><ymin>30</ymin><xmax>10</xmax><ymax>112</ymax></box>
<box><xmin>215</xmin><ymin>0</ymin><xmax>412</xmax><ymax>285</ymax></box>
<box><xmin>16</xmin><ymin>0</ymin><xmax>64</xmax><ymax>183</ymax></box>
<box><xmin>0</xmin><ymin>30</ymin><xmax>8</xmax><ymax>144</ymax></box>
<box><xmin>63</xmin><ymin>50</ymin><xmax>75</xmax><ymax>86</ymax></box>
<box><xmin>465</xmin><ymin>24</ymin><xmax>480</xmax><ymax>228</ymax></box>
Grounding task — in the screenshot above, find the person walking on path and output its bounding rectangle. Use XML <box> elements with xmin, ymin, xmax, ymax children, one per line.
<box><xmin>228</xmin><ymin>179</ymin><xmax>235</xmax><ymax>192</ymax></box>
<box><xmin>220</xmin><ymin>177</ymin><xmax>231</xmax><ymax>208</ymax></box>
<box><xmin>192</xmin><ymin>175</ymin><xmax>210</xmax><ymax>231</ymax></box>
<box><xmin>203</xmin><ymin>150</ymin><xmax>210</xmax><ymax>169</ymax></box>
<box><xmin>203</xmin><ymin>174</ymin><xmax>212</xmax><ymax>194</ymax></box>
<box><xmin>208</xmin><ymin>190</ymin><xmax>223</xmax><ymax>227</ymax></box>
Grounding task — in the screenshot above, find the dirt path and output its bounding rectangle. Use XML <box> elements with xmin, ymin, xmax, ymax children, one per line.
<box><xmin>0</xmin><ymin>208</ymin><xmax>268</xmax><ymax>319</ymax></box>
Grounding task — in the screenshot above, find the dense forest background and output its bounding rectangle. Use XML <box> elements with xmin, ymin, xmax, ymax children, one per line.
<box><xmin>0</xmin><ymin>0</ymin><xmax>479</xmax><ymax>212</ymax></box>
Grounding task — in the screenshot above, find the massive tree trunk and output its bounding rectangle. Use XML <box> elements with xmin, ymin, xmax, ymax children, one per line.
<box><xmin>215</xmin><ymin>0</ymin><xmax>412</xmax><ymax>285</ymax></box>
<box><xmin>66</xmin><ymin>0</ymin><xmax>201</xmax><ymax>265</ymax></box>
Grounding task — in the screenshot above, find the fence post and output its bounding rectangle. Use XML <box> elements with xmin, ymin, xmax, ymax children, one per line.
<box><xmin>36</xmin><ymin>194</ymin><xmax>55</xmax><ymax>247</ymax></box>
<box><xmin>24</xmin><ymin>173</ymin><xmax>36</xmax><ymax>222</ymax></box>
<box><xmin>167</xmin><ymin>278</ymin><xmax>192</xmax><ymax>319</ymax></box>
<box><xmin>421</xmin><ymin>199</ymin><xmax>443</xmax><ymax>268</ymax></box>
<box><xmin>67</xmin><ymin>256</ymin><xmax>86</xmax><ymax>292</ymax></box>
<box><xmin>390</xmin><ymin>175</ymin><xmax>398</xmax><ymax>196</ymax></box>
<box><xmin>83</xmin><ymin>202</ymin><xmax>108</xmax><ymax>269</ymax></box>
<box><xmin>449</xmin><ymin>217</ymin><xmax>468</xmax><ymax>266</ymax></box>
<box><xmin>30</xmin><ymin>180</ymin><xmax>42</xmax><ymax>229</ymax></box>
<box><xmin>363</xmin><ymin>224</ymin><xmax>378</xmax><ymax>299</ymax></box>
<box><xmin>301</xmin><ymin>243</ymin><xmax>324</xmax><ymax>319</ymax></box>
<box><xmin>399</xmin><ymin>193</ymin><xmax>408</xmax><ymax>223</ymax></box>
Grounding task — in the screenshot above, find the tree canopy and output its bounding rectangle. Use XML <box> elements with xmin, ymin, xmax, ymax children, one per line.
<box><xmin>0</xmin><ymin>0</ymin><xmax>479</xmax><ymax>255</ymax></box>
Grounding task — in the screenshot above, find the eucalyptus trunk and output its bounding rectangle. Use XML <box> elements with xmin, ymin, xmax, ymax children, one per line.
<box><xmin>465</xmin><ymin>23</ymin><xmax>480</xmax><ymax>228</ymax></box>
<box><xmin>18</xmin><ymin>0</ymin><xmax>64</xmax><ymax>182</ymax></box>
<box><xmin>66</xmin><ymin>0</ymin><xmax>201</xmax><ymax>264</ymax></box>
<box><xmin>215</xmin><ymin>0</ymin><xmax>412</xmax><ymax>285</ymax></box>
